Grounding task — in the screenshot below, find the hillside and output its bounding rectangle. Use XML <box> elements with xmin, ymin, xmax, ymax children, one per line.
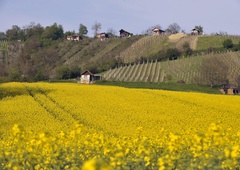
<box><xmin>1</xmin><ymin>34</ymin><xmax>240</xmax><ymax>85</ymax></box>
<box><xmin>103</xmin><ymin>51</ymin><xmax>240</xmax><ymax>85</ymax></box>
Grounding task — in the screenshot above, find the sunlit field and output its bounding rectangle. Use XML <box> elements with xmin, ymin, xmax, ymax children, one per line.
<box><xmin>1</xmin><ymin>82</ymin><xmax>240</xmax><ymax>169</ymax></box>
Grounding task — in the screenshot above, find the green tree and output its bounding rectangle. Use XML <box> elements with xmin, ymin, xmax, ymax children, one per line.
<box><xmin>194</xmin><ymin>25</ymin><xmax>203</xmax><ymax>34</ymax></box>
<box><xmin>6</xmin><ymin>25</ymin><xmax>21</xmax><ymax>41</ymax></box>
<box><xmin>0</xmin><ymin>32</ymin><xmax>6</xmax><ymax>40</ymax></box>
<box><xmin>79</xmin><ymin>24</ymin><xmax>88</xmax><ymax>36</ymax></box>
<box><xmin>223</xmin><ymin>39</ymin><xmax>233</xmax><ymax>49</ymax></box>
<box><xmin>70</xmin><ymin>65</ymin><xmax>81</xmax><ymax>78</ymax></box>
<box><xmin>23</xmin><ymin>22</ymin><xmax>44</xmax><ymax>39</ymax></box>
<box><xmin>8</xmin><ymin>69</ymin><xmax>21</xmax><ymax>81</ymax></box>
<box><xmin>33</xmin><ymin>48</ymin><xmax>60</xmax><ymax>79</ymax></box>
<box><xmin>166</xmin><ymin>48</ymin><xmax>181</xmax><ymax>60</ymax></box>
<box><xmin>55</xmin><ymin>65</ymin><xmax>71</xmax><ymax>79</ymax></box>
<box><xmin>182</xmin><ymin>42</ymin><xmax>193</xmax><ymax>56</ymax></box>
<box><xmin>42</xmin><ymin>23</ymin><xmax>64</xmax><ymax>40</ymax></box>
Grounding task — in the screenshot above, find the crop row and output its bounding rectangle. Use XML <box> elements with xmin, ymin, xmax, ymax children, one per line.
<box><xmin>103</xmin><ymin>51</ymin><xmax>240</xmax><ymax>84</ymax></box>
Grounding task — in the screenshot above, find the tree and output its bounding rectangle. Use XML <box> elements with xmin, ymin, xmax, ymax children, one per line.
<box><xmin>0</xmin><ymin>32</ymin><xmax>7</xmax><ymax>40</ymax></box>
<box><xmin>32</xmin><ymin>48</ymin><xmax>60</xmax><ymax>80</ymax></box>
<box><xmin>182</xmin><ymin>42</ymin><xmax>193</xmax><ymax>56</ymax></box>
<box><xmin>55</xmin><ymin>65</ymin><xmax>71</xmax><ymax>79</ymax></box>
<box><xmin>23</xmin><ymin>22</ymin><xmax>44</xmax><ymax>39</ymax></box>
<box><xmin>166</xmin><ymin>48</ymin><xmax>181</xmax><ymax>60</ymax></box>
<box><xmin>107</xmin><ymin>28</ymin><xmax>117</xmax><ymax>37</ymax></box>
<box><xmin>200</xmin><ymin>57</ymin><xmax>229</xmax><ymax>87</ymax></box>
<box><xmin>166</xmin><ymin>23</ymin><xmax>181</xmax><ymax>34</ymax></box>
<box><xmin>194</xmin><ymin>25</ymin><xmax>203</xmax><ymax>34</ymax></box>
<box><xmin>6</xmin><ymin>25</ymin><xmax>21</xmax><ymax>41</ymax></box>
<box><xmin>223</xmin><ymin>39</ymin><xmax>233</xmax><ymax>49</ymax></box>
<box><xmin>42</xmin><ymin>23</ymin><xmax>64</xmax><ymax>40</ymax></box>
<box><xmin>79</xmin><ymin>24</ymin><xmax>88</xmax><ymax>36</ymax></box>
<box><xmin>91</xmin><ymin>21</ymin><xmax>101</xmax><ymax>37</ymax></box>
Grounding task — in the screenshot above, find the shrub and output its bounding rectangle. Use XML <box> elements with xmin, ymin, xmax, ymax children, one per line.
<box><xmin>223</xmin><ymin>39</ymin><xmax>233</xmax><ymax>49</ymax></box>
<box><xmin>166</xmin><ymin>48</ymin><xmax>181</xmax><ymax>60</ymax></box>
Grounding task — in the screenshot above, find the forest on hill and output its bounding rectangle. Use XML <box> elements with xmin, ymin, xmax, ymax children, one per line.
<box><xmin>0</xmin><ymin>22</ymin><xmax>240</xmax><ymax>87</ymax></box>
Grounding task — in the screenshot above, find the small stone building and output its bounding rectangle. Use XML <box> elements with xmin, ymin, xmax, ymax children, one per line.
<box><xmin>97</xmin><ymin>32</ymin><xmax>109</xmax><ymax>41</ymax></box>
<box><xmin>221</xmin><ymin>85</ymin><xmax>239</xmax><ymax>95</ymax></box>
<box><xmin>67</xmin><ymin>34</ymin><xmax>82</xmax><ymax>41</ymax></box>
<box><xmin>152</xmin><ymin>27</ymin><xmax>165</xmax><ymax>35</ymax></box>
<box><xmin>80</xmin><ymin>70</ymin><xmax>101</xmax><ymax>84</ymax></box>
<box><xmin>191</xmin><ymin>29</ymin><xmax>200</xmax><ymax>35</ymax></box>
<box><xmin>119</xmin><ymin>29</ymin><xmax>132</xmax><ymax>38</ymax></box>
<box><xmin>80</xmin><ymin>70</ymin><xmax>94</xmax><ymax>84</ymax></box>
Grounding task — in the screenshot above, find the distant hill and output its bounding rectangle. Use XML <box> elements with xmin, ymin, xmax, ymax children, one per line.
<box><xmin>1</xmin><ymin>34</ymin><xmax>240</xmax><ymax>85</ymax></box>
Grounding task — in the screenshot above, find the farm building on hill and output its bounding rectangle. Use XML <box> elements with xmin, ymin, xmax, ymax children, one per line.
<box><xmin>221</xmin><ymin>85</ymin><xmax>239</xmax><ymax>95</ymax></box>
<box><xmin>67</xmin><ymin>34</ymin><xmax>82</xmax><ymax>41</ymax></box>
<box><xmin>96</xmin><ymin>32</ymin><xmax>109</xmax><ymax>41</ymax></box>
<box><xmin>79</xmin><ymin>70</ymin><xmax>101</xmax><ymax>84</ymax></box>
<box><xmin>119</xmin><ymin>29</ymin><xmax>132</xmax><ymax>38</ymax></box>
<box><xmin>152</xmin><ymin>27</ymin><xmax>165</xmax><ymax>35</ymax></box>
<box><xmin>191</xmin><ymin>28</ymin><xmax>200</xmax><ymax>35</ymax></box>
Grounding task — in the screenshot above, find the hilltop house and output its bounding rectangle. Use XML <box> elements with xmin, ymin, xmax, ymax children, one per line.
<box><xmin>221</xmin><ymin>85</ymin><xmax>239</xmax><ymax>95</ymax></box>
<box><xmin>97</xmin><ymin>32</ymin><xmax>109</xmax><ymax>41</ymax></box>
<box><xmin>79</xmin><ymin>70</ymin><xmax>101</xmax><ymax>84</ymax></box>
<box><xmin>191</xmin><ymin>28</ymin><xmax>200</xmax><ymax>35</ymax></box>
<box><xmin>67</xmin><ymin>34</ymin><xmax>82</xmax><ymax>41</ymax></box>
<box><xmin>119</xmin><ymin>29</ymin><xmax>132</xmax><ymax>38</ymax></box>
<box><xmin>152</xmin><ymin>27</ymin><xmax>165</xmax><ymax>35</ymax></box>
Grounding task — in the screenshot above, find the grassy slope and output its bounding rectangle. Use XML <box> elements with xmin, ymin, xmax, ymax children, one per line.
<box><xmin>117</xmin><ymin>35</ymin><xmax>172</xmax><ymax>62</ymax></box>
<box><xmin>103</xmin><ymin>51</ymin><xmax>240</xmax><ymax>85</ymax></box>
<box><xmin>102</xmin><ymin>35</ymin><xmax>240</xmax><ymax>87</ymax></box>
<box><xmin>197</xmin><ymin>35</ymin><xmax>240</xmax><ymax>51</ymax></box>
<box><xmin>95</xmin><ymin>81</ymin><xmax>221</xmax><ymax>94</ymax></box>
<box><xmin>58</xmin><ymin>36</ymin><xmax>143</xmax><ymax>70</ymax></box>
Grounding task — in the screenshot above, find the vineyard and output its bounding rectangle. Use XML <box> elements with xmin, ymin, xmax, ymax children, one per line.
<box><xmin>116</xmin><ymin>35</ymin><xmax>169</xmax><ymax>63</ymax></box>
<box><xmin>1</xmin><ymin>82</ymin><xmax>240</xmax><ymax>169</ymax></box>
<box><xmin>196</xmin><ymin>35</ymin><xmax>240</xmax><ymax>51</ymax></box>
<box><xmin>103</xmin><ymin>51</ymin><xmax>240</xmax><ymax>85</ymax></box>
<box><xmin>0</xmin><ymin>41</ymin><xmax>8</xmax><ymax>64</ymax></box>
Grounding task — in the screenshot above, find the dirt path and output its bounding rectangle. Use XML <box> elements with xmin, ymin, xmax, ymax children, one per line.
<box><xmin>168</xmin><ymin>33</ymin><xmax>186</xmax><ymax>42</ymax></box>
<box><xmin>191</xmin><ymin>36</ymin><xmax>198</xmax><ymax>50</ymax></box>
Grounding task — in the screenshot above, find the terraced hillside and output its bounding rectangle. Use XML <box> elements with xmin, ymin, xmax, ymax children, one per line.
<box><xmin>196</xmin><ymin>35</ymin><xmax>240</xmax><ymax>51</ymax></box>
<box><xmin>103</xmin><ymin>51</ymin><xmax>240</xmax><ymax>85</ymax></box>
<box><xmin>117</xmin><ymin>35</ymin><xmax>170</xmax><ymax>63</ymax></box>
<box><xmin>1</xmin><ymin>34</ymin><xmax>240</xmax><ymax>83</ymax></box>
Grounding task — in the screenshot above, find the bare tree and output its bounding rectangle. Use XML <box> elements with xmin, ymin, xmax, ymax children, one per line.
<box><xmin>91</xmin><ymin>21</ymin><xmax>102</xmax><ymax>37</ymax></box>
<box><xmin>200</xmin><ymin>57</ymin><xmax>229</xmax><ymax>87</ymax></box>
<box><xmin>166</xmin><ymin>23</ymin><xmax>181</xmax><ymax>34</ymax></box>
<box><xmin>107</xmin><ymin>28</ymin><xmax>117</xmax><ymax>37</ymax></box>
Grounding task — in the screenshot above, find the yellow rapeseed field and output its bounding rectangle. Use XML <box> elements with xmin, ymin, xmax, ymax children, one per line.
<box><xmin>0</xmin><ymin>82</ymin><xmax>240</xmax><ymax>169</ymax></box>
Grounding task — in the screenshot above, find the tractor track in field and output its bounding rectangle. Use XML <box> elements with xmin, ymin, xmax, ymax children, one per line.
<box><xmin>24</xmin><ymin>85</ymin><xmax>78</xmax><ymax>127</ymax></box>
<box><xmin>24</xmin><ymin>84</ymin><xmax>119</xmax><ymax>136</ymax></box>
